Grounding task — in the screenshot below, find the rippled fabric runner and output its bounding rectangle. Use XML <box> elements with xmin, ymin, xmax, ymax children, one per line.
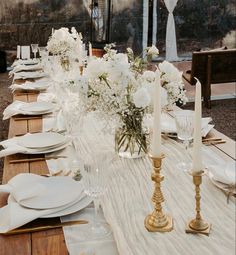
<box><xmin>39</xmin><ymin>89</ymin><xmax>235</xmax><ymax>255</ymax></box>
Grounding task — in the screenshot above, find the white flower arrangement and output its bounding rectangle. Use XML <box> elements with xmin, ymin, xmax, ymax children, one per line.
<box><xmin>158</xmin><ymin>61</ymin><xmax>188</xmax><ymax>107</ymax></box>
<box><xmin>47</xmin><ymin>27</ymin><xmax>84</xmax><ymax>59</ymax></box>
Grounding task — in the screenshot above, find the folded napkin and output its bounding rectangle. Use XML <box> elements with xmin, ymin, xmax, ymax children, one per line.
<box><xmin>9</xmin><ymin>80</ymin><xmax>50</xmax><ymax>92</ymax></box>
<box><xmin>208</xmin><ymin>161</ymin><xmax>236</xmax><ymax>186</ymax></box>
<box><xmin>9</xmin><ymin>63</ymin><xmax>42</xmax><ymax>77</ymax></box>
<box><xmin>0</xmin><ymin>137</ymin><xmax>29</xmax><ymax>157</ymax></box>
<box><xmin>160</xmin><ymin>112</ymin><xmax>214</xmax><ymax>137</ymax></box>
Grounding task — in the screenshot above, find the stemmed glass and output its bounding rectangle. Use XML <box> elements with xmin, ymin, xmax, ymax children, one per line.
<box><xmin>82</xmin><ymin>150</ymin><xmax>112</xmax><ymax>239</ymax></box>
<box><xmin>31</xmin><ymin>44</ymin><xmax>39</xmax><ymax>59</ymax></box>
<box><xmin>174</xmin><ymin>110</ymin><xmax>194</xmax><ymax>171</ymax></box>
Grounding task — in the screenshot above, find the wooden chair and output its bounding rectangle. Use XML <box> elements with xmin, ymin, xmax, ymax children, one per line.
<box><xmin>182</xmin><ymin>49</ymin><xmax>236</xmax><ymax>108</ymax></box>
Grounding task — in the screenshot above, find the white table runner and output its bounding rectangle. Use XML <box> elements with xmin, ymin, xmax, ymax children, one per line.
<box><xmin>38</xmin><ymin>84</ymin><xmax>235</xmax><ymax>255</ymax></box>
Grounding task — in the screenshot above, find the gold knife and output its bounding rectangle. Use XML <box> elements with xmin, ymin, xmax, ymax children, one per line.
<box><xmin>3</xmin><ymin>220</ymin><xmax>88</xmax><ymax>235</ymax></box>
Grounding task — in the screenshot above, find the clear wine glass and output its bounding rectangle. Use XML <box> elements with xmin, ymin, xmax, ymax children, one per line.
<box><xmin>31</xmin><ymin>44</ymin><xmax>39</xmax><ymax>59</ymax></box>
<box><xmin>82</xmin><ymin>150</ymin><xmax>112</xmax><ymax>239</ymax></box>
<box><xmin>174</xmin><ymin>110</ymin><xmax>194</xmax><ymax>171</ymax></box>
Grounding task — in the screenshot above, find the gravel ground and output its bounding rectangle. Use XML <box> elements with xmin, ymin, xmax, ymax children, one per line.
<box><xmin>0</xmin><ymin>72</ymin><xmax>12</xmax><ymax>184</ymax></box>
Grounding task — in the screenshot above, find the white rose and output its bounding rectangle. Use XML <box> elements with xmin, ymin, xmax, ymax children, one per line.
<box><xmin>142</xmin><ymin>71</ymin><xmax>156</xmax><ymax>83</ymax></box>
<box><xmin>147</xmin><ymin>45</ymin><xmax>159</xmax><ymax>56</ymax></box>
<box><xmin>133</xmin><ymin>87</ymin><xmax>151</xmax><ymax>108</ymax></box>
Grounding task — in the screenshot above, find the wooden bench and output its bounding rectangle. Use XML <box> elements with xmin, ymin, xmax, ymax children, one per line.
<box><xmin>182</xmin><ymin>49</ymin><xmax>236</xmax><ymax>108</ymax></box>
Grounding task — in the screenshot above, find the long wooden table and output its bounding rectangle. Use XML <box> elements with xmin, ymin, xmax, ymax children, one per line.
<box><xmin>0</xmin><ymin>87</ymin><xmax>235</xmax><ymax>255</ymax></box>
<box><xmin>0</xmin><ymin>93</ymin><xmax>68</xmax><ymax>255</ymax></box>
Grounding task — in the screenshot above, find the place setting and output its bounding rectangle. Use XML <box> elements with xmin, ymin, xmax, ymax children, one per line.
<box><xmin>0</xmin><ymin>132</ymin><xmax>71</xmax><ymax>158</ymax></box>
<box><xmin>13</xmin><ymin>70</ymin><xmax>48</xmax><ymax>80</ymax></box>
<box><xmin>208</xmin><ymin>165</ymin><xmax>235</xmax><ymax>200</ymax></box>
<box><xmin>3</xmin><ymin>100</ymin><xmax>56</xmax><ymax>120</ymax></box>
<box><xmin>0</xmin><ymin>173</ymin><xmax>92</xmax><ymax>234</ymax></box>
<box><xmin>9</xmin><ymin>63</ymin><xmax>43</xmax><ymax>77</ymax></box>
<box><xmin>9</xmin><ymin>79</ymin><xmax>51</xmax><ymax>92</ymax></box>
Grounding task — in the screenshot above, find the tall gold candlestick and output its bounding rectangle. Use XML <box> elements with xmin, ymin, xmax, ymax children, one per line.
<box><xmin>145</xmin><ymin>154</ymin><xmax>173</xmax><ymax>232</ymax></box>
<box><xmin>186</xmin><ymin>170</ymin><xmax>211</xmax><ymax>235</ymax></box>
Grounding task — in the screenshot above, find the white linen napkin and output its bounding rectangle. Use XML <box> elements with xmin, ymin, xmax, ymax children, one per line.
<box><xmin>0</xmin><ymin>137</ymin><xmax>28</xmax><ymax>157</ymax></box>
<box><xmin>208</xmin><ymin>161</ymin><xmax>236</xmax><ymax>185</ymax></box>
<box><xmin>160</xmin><ymin>112</ymin><xmax>214</xmax><ymax>137</ymax></box>
<box><xmin>0</xmin><ymin>195</ymin><xmax>86</xmax><ymax>233</ymax></box>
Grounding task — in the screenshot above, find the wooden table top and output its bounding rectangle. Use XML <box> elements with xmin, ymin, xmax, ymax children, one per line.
<box><xmin>0</xmin><ymin>84</ymin><xmax>235</xmax><ymax>255</ymax></box>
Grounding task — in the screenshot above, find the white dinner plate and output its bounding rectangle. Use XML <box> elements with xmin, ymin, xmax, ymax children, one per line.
<box><xmin>41</xmin><ymin>194</ymin><xmax>93</xmax><ymax>218</ymax></box>
<box><xmin>19</xmin><ymin>102</ymin><xmax>54</xmax><ymax>113</ymax></box>
<box><xmin>17</xmin><ymin>132</ymin><xmax>67</xmax><ymax>149</ymax></box>
<box><xmin>24</xmin><ymin>140</ymin><xmax>71</xmax><ymax>154</ymax></box>
<box><xmin>12</xmin><ymin>176</ymin><xmax>84</xmax><ymax>209</ymax></box>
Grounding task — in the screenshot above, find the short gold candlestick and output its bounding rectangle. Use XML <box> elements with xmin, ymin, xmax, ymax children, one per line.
<box><xmin>186</xmin><ymin>170</ymin><xmax>211</xmax><ymax>235</ymax></box>
<box><xmin>145</xmin><ymin>154</ymin><xmax>173</xmax><ymax>232</ymax></box>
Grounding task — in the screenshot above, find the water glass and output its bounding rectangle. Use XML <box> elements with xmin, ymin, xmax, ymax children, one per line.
<box><xmin>31</xmin><ymin>44</ymin><xmax>39</xmax><ymax>59</ymax></box>
<box><xmin>174</xmin><ymin>110</ymin><xmax>194</xmax><ymax>171</ymax></box>
<box><xmin>174</xmin><ymin>110</ymin><xmax>194</xmax><ymax>145</ymax></box>
<box><xmin>82</xmin><ymin>150</ymin><xmax>112</xmax><ymax>239</ymax></box>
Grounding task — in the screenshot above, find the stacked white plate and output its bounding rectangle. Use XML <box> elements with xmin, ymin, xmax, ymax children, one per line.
<box><xmin>16</xmin><ymin>132</ymin><xmax>71</xmax><ymax>154</ymax></box>
<box><xmin>14</xmin><ymin>71</ymin><xmax>47</xmax><ymax>80</ymax></box>
<box><xmin>19</xmin><ymin>101</ymin><xmax>55</xmax><ymax>115</ymax></box>
<box><xmin>5</xmin><ymin>173</ymin><xmax>92</xmax><ymax>219</ymax></box>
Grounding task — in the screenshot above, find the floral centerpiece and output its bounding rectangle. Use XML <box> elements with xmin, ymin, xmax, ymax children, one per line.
<box><xmin>85</xmin><ymin>44</ymin><xmax>162</xmax><ymax>158</ymax></box>
<box><xmin>47</xmin><ymin>27</ymin><xmax>85</xmax><ymax>71</ymax></box>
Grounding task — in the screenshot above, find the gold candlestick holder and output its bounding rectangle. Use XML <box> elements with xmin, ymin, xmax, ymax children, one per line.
<box><xmin>186</xmin><ymin>170</ymin><xmax>211</xmax><ymax>235</ymax></box>
<box><xmin>145</xmin><ymin>154</ymin><xmax>173</xmax><ymax>232</ymax></box>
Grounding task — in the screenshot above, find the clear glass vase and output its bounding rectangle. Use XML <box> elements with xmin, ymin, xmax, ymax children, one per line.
<box><xmin>115</xmin><ymin>127</ymin><xmax>148</xmax><ymax>159</ymax></box>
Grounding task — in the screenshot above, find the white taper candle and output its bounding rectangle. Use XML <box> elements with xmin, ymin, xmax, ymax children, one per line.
<box><xmin>151</xmin><ymin>71</ymin><xmax>162</xmax><ymax>157</ymax></box>
<box><xmin>89</xmin><ymin>42</ymin><xmax>92</xmax><ymax>57</ymax></box>
<box><xmin>192</xmin><ymin>80</ymin><xmax>203</xmax><ymax>174</ymax></box>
